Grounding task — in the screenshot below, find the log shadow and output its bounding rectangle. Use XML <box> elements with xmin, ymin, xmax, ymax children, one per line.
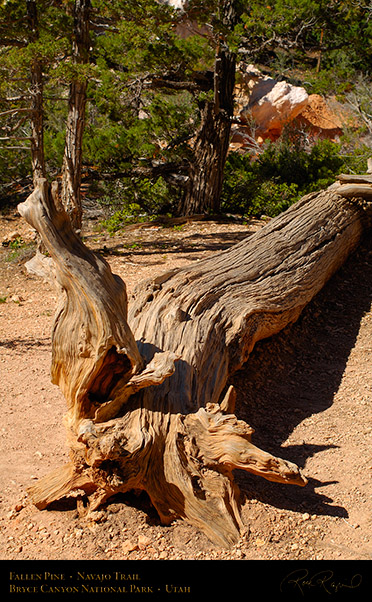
<box><xmin>232</xmin><ymin>235</ymin><xmax>372</xmax><ymax>518</ymax></box>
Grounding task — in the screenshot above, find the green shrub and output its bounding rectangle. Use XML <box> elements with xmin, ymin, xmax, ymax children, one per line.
<box><xmin>250</xmin><ymin>181</ymin><xmax>299</xmax><ymax>217</ymax></box>
<box><xmin>99</xmin><ymin>176</ymin><xmax>175</xmax><ymax>233</ymax></box>
<box><xmin>221</xmin><ymin>132</ymin><xmax>354</xmax><ymax>219</ymax></box>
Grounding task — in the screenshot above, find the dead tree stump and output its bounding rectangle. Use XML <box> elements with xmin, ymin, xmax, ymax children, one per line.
<box><xmin>18</xmin><ymin>175</ymin><xmax>372</xmax><ymax>546</ymax></box>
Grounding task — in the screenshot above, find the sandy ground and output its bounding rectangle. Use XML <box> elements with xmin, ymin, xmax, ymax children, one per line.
<box><xmin>1</xmin><ymin>208</ymin><xmax>372</xmax><ymax>569</ymax></box>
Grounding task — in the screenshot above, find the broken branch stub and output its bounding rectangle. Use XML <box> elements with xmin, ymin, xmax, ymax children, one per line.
<box><xmin>20</xmin><ymin>176</ymin><xmax>372</xmax><ymax>547</ymax></box>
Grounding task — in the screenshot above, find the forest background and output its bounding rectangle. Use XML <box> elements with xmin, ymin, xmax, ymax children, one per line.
<box><xmin>1</xmin><ymin>0</ymin><xmax>372</xmax><ymax>230</ymax></box>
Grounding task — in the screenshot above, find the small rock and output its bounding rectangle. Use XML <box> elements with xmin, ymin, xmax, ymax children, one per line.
<box><xmin>301</xmin><ymin>512</ymin><xmax>311</xmax><ymax>521</ymax></box>
<box><xmin>241</xmin><ymin>78</ymin><xmax>308</xmax><ymax>137</ymax></box>
<box><xmin>122</xmin><ymin>540</ymin><xmax>138</xmax><ymax>554</ymax></box>
<box><xmin>2</xmin><ymin>231</ymin><xmax>21</xmax><ymax>245</ymax></box>
<box><xmin>10</xmin><ymin>294</ymin><xmax>23</xmax><ymax>304</ymax></box>
<box><xmin>138</xmin><ymin>534</ymin><xmax>152</xmax><ymax>550</ymax></box>
<box><xmin>89</xmin><ymin>510</ymin><xmax>106</xmax><ymax>523</ymax></box>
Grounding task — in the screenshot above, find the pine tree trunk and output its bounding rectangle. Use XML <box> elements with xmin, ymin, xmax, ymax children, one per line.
<box><xmin>61</xmin><ymin>0</ymin><xmax>91</xmax><ymax>231</ymax></box>
<box><xmin>19</xmin><ymin>176</ymin><xmax>372</xmax><ymax>547</ymax></box>
<box><xmin>179</xmin><ymin>8</ymin><xmax>237</xmax><ymax>216</ymax></box>
<box><xmin>27</xmin><ymin>0</ymin><xmax>45</xmax><ymax>184</ymax></box>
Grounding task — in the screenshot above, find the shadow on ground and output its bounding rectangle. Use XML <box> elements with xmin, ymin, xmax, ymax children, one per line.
<box><xmin>232</xmin><ymin>234</ymin><xmax>372</xmax><ymax>518</ymax></box>
<box><xmin>93</xmin><ymin>228</ymin><xmax>251</xmax><ymax>258</ymax></box>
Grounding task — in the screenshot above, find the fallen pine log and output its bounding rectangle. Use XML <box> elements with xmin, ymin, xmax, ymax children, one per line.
<box><xmin>18</xmin><ymin>175</ymin><xmax>372</xmax><ymax>546</ymax></box>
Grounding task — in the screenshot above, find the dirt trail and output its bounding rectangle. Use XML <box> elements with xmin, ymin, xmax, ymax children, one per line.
<box><xmin>0</xmin><ymin>211</ymin><xmax>371</xmax><ymax>562</ymax></box>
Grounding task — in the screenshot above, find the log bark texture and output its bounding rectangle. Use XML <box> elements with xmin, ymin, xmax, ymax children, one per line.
<box><xmin>19</xmin><ymin>176</ymin><xmax>372</xmax><ymax>546</ymax></box>
<box><xmin>180</xmin><ymin>48</ymin><xmax>236</xmax><ymax>216</ymax></box>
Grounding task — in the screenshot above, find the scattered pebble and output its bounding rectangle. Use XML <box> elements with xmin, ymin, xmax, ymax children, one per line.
<box><xmin>138</xmin><ymin>534</ymin><xmax>152</xmax><ymax>549</ymax></box>
<box><xmin>122</xmin><ymin>540</ymin><xmax>138</xmax><ymax>554</ymax></box>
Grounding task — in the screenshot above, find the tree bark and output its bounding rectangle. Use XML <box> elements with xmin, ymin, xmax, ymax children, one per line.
<box><xmin>179</xmin><ymin>3</ymin><xmax>237</xmax><ymax>216</ymax></box>
<box><xmin>61</xmin><ymin>0</ymin><xmax>91</xmax><ymax>231</ymax></box>
<box><xmin>27</xmin><ymin>0</ymin><xmax>46</xmax><ymax>184</ymax></box>
<box><xmin>19</xmin><ymin>176</ymin><xmax>372</xmax><ymax>547</ymax></box>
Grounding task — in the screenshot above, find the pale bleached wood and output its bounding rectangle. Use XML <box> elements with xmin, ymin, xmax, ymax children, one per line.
<box><xmin>335</xmin><ymin>173</ymin><xmax>372</xmax><ymax>199</ymax></box>
<box><xmin>21</xmin><ymin>179</ymin><xmax>371</xmax><ymax>546</ymax></box>
<box><xmin>128</xmin><ymin>186</ymin><xmax>369</xmax><ymax>414</ymax></box>
<box><xmin>337</xmin><ymin>172</ymin><xmax>372</xmax><ymax>184</ymax></box>
<box><xmin>335</xmin><ymin>183</ymin><xmax>372</xmax><ymax>199</ymax></box>
<box><xmin>18</xmin><ymin>181</ymin><xmax>176</xmax><ymax>431</ymax></box>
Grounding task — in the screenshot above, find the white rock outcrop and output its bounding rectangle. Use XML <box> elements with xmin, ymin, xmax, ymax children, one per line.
<box><xmin>241</xmin><ymin>78</ymin><xmax>309</xmax><ymax>138</ymax></box>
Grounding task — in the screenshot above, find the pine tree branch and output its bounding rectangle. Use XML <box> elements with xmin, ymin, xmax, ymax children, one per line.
<box><xmin>145</xmin><ymin>72</ymin><xmax>213</xmax><ymax>93</ymax></box>
<box><xmin>0</xmin><ymin>95</ymin><xmax>32</xmax><ymax>102</ymax></box>
<box><xmin>0</xmin><ymin>107</ymin><xmax>33</xmax><ymax>118</ymax></box>
<box><xmin>0</xmin><ymin>145</ymin><xmax>30</xmax><ymax>150</ymax></box>
<box><xmin>0</xmin><ymin>116</ymin><xmax>28</xmax><ymax>133</ymax></box>
<box><xmin>0</xmin><ymin>38</ymin><xmax>27</xmax><ymax>47</ymax></box>
<box><xmin>82</xmin><ymin>160</ymin><xmax>189</xmax><ymax>183</ymax></box>
<box><xmin>0</xmin><ymin>136</ymin><xmax>32</xmax><ymax>141</ymax></box>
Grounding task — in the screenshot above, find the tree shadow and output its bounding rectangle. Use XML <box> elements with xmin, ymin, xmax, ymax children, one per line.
<box><xmin>231</xmin><ymin>234</ymin><xmax>372</xmax><ymax>518</ymax></box>
<box><xmin>0</xmin><ymin>337</ymin><xmax>50</xmax><ymax>350</ymax></box>
<box><xmin>97</xmin><ymin>228</ymin><xmax>251</xmax><ymax>258</ymax></box>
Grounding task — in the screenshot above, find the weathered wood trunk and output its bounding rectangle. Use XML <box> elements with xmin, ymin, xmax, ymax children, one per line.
<box><xmin>19</xmin><ymin>176</ymin><xmax>372</xmax><ymax>546</ymax></box>
<box><xmin>61</xmin><ymin>0</ymin><xmax>91</xmax><ymax>231</ymax></box>
<box><xmin>181</xmin><ymin>50</ymin><xmax>236</xmax><ymax>216</ymax></box>
<box><xmin>179</xmin><ymin>3</ymin><xmax>237</xmax><ymax>216</ymax></box>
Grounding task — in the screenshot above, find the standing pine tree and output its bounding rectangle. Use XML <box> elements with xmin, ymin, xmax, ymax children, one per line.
<box><xmin>0</xmin><ymin>0</ymin><xmax>47</xmax><ymax>189</ymax></box>
<box><xmin>180</xmin><ymin>0</ymin><xmax>240</xmax><ymax>215</ymax></box>
<box><xmin>61</xmin><ymin>0</ymin><xmax>91</xmax><ymax>231</ymax></box>
<box><xmin>27</xmin><ymin>0</ymin><xmax>46</xmax><ymax>185</ymax></box>
<box><xmin>0</xmin><ymin>1</ymin><xmax>73</xmax><ymax>202</ymax></box>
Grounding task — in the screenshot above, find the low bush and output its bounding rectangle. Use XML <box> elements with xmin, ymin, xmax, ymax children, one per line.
<box><xmin>98</xmin><ymin>176</ymin><xmax>174</xmax><ymax>233</ymax></box>
<box><xmin>221</xmin><ymin>131</ymin><xmax>371</xmax><ymax>219</ymax></box>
